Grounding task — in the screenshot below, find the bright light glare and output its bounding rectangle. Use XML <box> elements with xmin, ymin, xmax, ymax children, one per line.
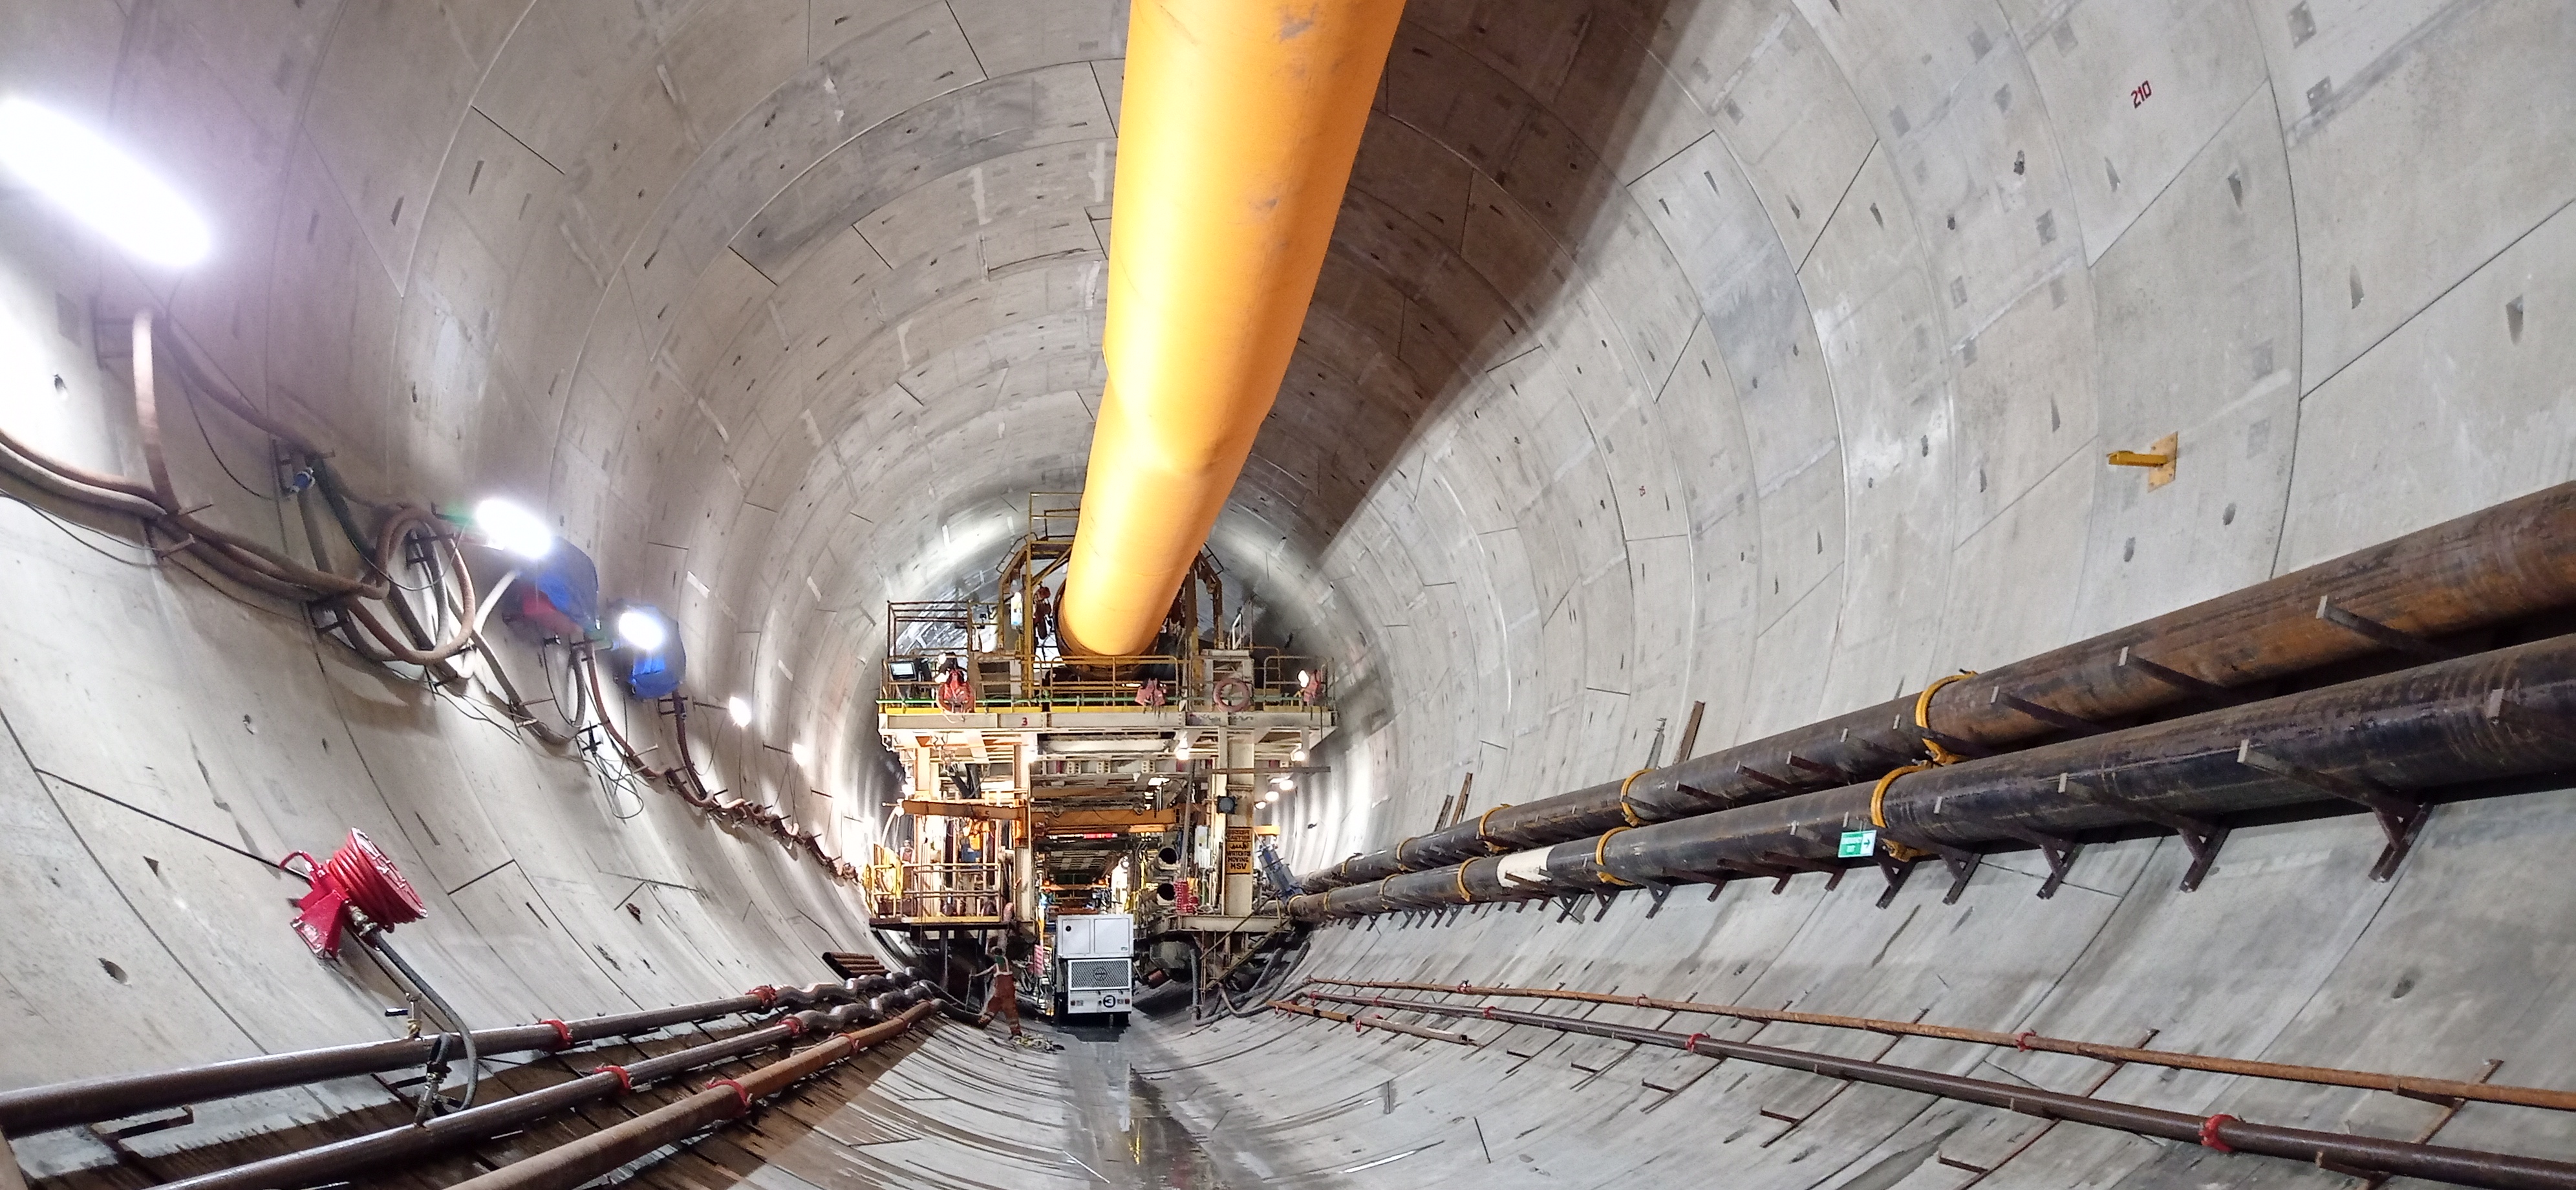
<box><xmin>473</xmin><ymin>497</ymin><xmax>554</xmax><ymax>559</ymax></box>
<box><xmin>1262</xmin><ymin>792</ymin><xmax>1279</xmax><ymax>805</ymax></box>
<box><xmin>614</xmin><ymin>608</ymin><xmax>667</xmax><ymax>653</ymax></box>
<box><xmin>1291</xmin><ymin>746</ymin><xmax>1308</xmax><ymax>762</ymax></box>
<box><xmin>791</xmin><ymin>741</ymin><xmax>813</xmax><ymax>767</ymax></box>
<box><xmin>0</xmin><ymin>98</ymin><xmax>211</xmax><ymax>267</ymax></box>
<box><xmin>726</xmin><ymin>696</ymin><xmax>753</xmax><ymax>726</ymax></box>
<box><xmin>1296</xmin><ymin>669</ymin><xmax>1312</xmax><ymax>686</ymax></box>
<box><xmin>1278</xmin><ymin>777</ymin><xmax>1296</xmax><ymax>791</ymax></box>
<box><xmin>1173</xmin><ymin>737</ymin><xmax>1192</xmax><ymax>760</ymax></box>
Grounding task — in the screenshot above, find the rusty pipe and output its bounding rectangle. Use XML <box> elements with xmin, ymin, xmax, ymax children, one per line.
<box><xmin>1301</xmin><ymin>482</ymin><xmax>2576</xmax><ymax>891</ymax></box>
<box><xmin>439</xmin><ymin>1000</ymin><xmax>938</xmax><ymax>1190</ymax></box>
<box><xmin>1265</xmin><ymin>999</ymin><xmax>1476</xmax><ymax>1045</ymax></box>
<box><xmin>1303</xmin><ymin>993</ymin><xmax>2576</xmax><ymax>1190</ymax></box>
<box><xmin>0</xmin><ymin>981</ymin><xmax>894</xmax><ymax>1135</ymax></box>
<box><xmin>1056</xmin><ymin>0</ymin><xmax>1405</xmax><ymax>654</ymax></box>
<box><xmin>1306</xmin><ymin>979</ymin><xmax>2576</xmax><ymax>1113</ymax></box>
<box><xmin>1296</xmin><ymin>630</ymin><xmax>2576</xmax><ymax>916</ymax></box>
<box><xmin>150</xmin><ymin>982</ymin><xmax>935</xmax><ymax>1190</ymax></box>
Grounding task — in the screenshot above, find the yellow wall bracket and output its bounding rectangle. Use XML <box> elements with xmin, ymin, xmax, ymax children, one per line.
<box><xmin>2107</xmin><ymin>432</ymin><xmax>2178</xmax><ymax>490</ymax></box>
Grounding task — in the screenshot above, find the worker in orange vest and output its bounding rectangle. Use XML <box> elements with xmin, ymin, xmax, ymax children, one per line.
<box><xmin>976</xmin><ymin>959</ymin><xmax>1023</xmax><ymax>1038</ymax></box>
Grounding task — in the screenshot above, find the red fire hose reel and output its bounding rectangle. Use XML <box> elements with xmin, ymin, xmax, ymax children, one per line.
<box><xmin>285</xmin><ymin>829</ymin><xmax>427</xmax><ymax>958</ymax></box>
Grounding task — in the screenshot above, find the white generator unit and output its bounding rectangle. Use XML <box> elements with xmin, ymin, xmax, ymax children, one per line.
<box><xmin>1050</xmin><ymin>912</ymin><xmax>1135</xmax><ymax>1022</ymax></box>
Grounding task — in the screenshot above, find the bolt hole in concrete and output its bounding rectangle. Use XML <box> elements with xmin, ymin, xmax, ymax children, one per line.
<box><xmin>97</xmin><ymin>958</ymin><xmax>125</xmax><ymax>983</ymax></box>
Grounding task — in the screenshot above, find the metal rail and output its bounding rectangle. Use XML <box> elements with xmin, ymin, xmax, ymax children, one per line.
<box><xmin>0</xmin><ymin>980</ymin><xmax>879</xmax><ymax>1134</ymax></box>
<box><xmin>1294</xmin><ymin>631</ymin><xmax>2576</xmax><ymax>916</ymax></box>
<box><xmin>438</xmin><ymin>1000</ymin><xmax>940</xmax><ymax>1190</ymax></box>
<box><xmin>1265</xmin><ymin>999</ymin><xmax>1476</xmax><ymax>1045</ymax></box>
<box><xmin>1301</xmin><ymin>993</ymin><xmax>2576</xmax><ymax>1190</ymax></box>
<box><xmin>151</xmin><ymin>980</ymin><xmax>937</xmax><ymax>1190</ymax></box>
<box><xmin>1305</xmin><ymin>979</ymin><xmax>2573</xmax><ymax>1113</ymax></box>
<box><xmin>1300</xmin><ymin>482</ymin><xmax>2576</xmax><ymax>892</ymax></box>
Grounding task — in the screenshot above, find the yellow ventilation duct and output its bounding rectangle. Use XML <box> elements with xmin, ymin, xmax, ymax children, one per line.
<box><xmin>1056</xmin><ymin>0</ymin><xmax>1405</xmax><ymax>656</ymax></box>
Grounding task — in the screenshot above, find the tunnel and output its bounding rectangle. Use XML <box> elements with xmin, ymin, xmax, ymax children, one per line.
<box><xmin>2</xmin><ymin>1</ymin><xmax>2573</xmax><ymax>1189</ymax></box>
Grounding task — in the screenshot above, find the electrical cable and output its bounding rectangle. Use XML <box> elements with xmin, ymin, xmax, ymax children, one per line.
<box><xmin>176</xmin><ymin>369</ymin><xmax>284</xmax><ymax>502</ymax></box>
<box><xmin>34</xmin><ymin>768</ymin><xmax>313</xmax><ymax>881</ymax></box>
<box><xmin>0</xmin><ymin>488</ymin><xmax>157</xmax><ymax>568</ymax></box>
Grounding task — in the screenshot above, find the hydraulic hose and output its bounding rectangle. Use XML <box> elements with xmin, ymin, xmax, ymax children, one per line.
<box><xmin>355</xmin><ymin>930</ymin><xmax>481</xmax><ymax>1116</ymax></box>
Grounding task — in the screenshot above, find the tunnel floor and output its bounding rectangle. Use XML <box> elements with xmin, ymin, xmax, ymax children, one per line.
<box><xmin>586</xmin><ymin>1012</ymin><xmax>1312</xmax><ymax>1190</ymax></box>
<box><xmin>1055</xmin><ymin>1021</ymin><xmax>1243</xmax><ymax>1189</ymax></box>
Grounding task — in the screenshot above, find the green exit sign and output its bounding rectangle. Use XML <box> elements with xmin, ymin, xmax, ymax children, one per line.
<box><xmin>1837</xmin><ymin>829</ymin><xmax>1878</xmax><ymax>859</ymax></box>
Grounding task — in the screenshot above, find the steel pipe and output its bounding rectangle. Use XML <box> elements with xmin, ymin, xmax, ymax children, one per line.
<box><xmin>438</xmin><ymin>999</ymin><xmax>939</xmax><ymax>1190</ymax></box>
<box><xmin>1303</xmin><ymin>993</ymin><xmax>2576</xmax><ymax>1190</ymax></box>
<box><xmin>1295</xmin><ymin>631</ymin><xmax>2576</xmax><ymax>916</ymax></box>
<box><xmin>145</xmin><ymin>981</ymin><xmax>935</xmax><ymax>1190</ymax></box>
<box><xmin>0</xmin><ymin>979</ymin><xmax>892</xmax><ymax>1135</ymax></box>
<box><xmin>1057</xmin><ymin>0</ymin><xmax>1405</xmax><ymax>655</ymax></box>
<box><xmin>1305</xmin><ymin>979</ymin><xmax>2576</xmax><ymax>1112</ymax></box>
<box><xmin>1265</xmin><ymin>999</ymin><xmax>1476</xmax><ymax>1045</ymax></box>
<box><xmin>1300</xmin><ymin>482</ymin><xmax>2576</xmax><ymax>891</ymax></box>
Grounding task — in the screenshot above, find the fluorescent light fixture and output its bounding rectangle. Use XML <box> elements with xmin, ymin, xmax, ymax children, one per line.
<box><xmin>614</xmin><ymin>608</ymin><xmax>667</xmax><ymax>653</ymax></box>
<box><xmin>791</xmin><ymin>741</ymin><xmax>812</xmax><ymax>767</ymax></box>
<box><xmin>0</xmin><ymin>98</ymin><xmax>211</xmax><ymax>268</ymax></box>
<box><xmin>472</xmin><ymin>497</ymin><xmax>553</xmax><ymax>560</ymax></box>
<box><xmin>726</xmin><ymin>696</ymin><xmax>752</xmax><ymax>726</ymax></box>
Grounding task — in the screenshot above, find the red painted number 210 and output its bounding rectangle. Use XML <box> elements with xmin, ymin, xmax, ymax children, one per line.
<box><xmin>2131</xmin><ymin>80</ymin><xmax>2153</xmax><ymax>107</ymax></box>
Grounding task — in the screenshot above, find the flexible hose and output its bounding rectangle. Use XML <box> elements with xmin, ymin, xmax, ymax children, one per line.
<box><xmin>359</xmin><ymin>930</ymin><xmax>479</xmax><ymax>1114</ymax></box>
<box><xmin>0</xmin><ymin>312</ymin><xmax>483</xmax><ymax>653</ymax></box>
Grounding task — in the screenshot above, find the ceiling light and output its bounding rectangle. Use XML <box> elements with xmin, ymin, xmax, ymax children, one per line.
<box><xmin>791</xmin><ymin>741</ymin><xmax>812</xmax><ymax>767</ymax></box>
<box><xmin>0</xmin><ymin>98</ymin><xmax>211</xmax><ymax>267</ymax></box>
<box><xmin>614</xmin><ymin>608</ymin><xmax>667</xmax><ymax>653</ymax></box>
<box><xmin>1291</xmin><ymin>746</ymin><xmax>1308</xmax><ymax>762</ymax></box>
<box><xmin>472</xmin><ymin>497</ymin><xmax>554</xmax><ymax>560</ymax></box>
<box><xmin>1278</xmin><ymin>777</ymin><xmax>1296</xmax><ymax>791</ymax></box>
<box><xmin>1261</xmin><ymin>792</ymin><xmax>1279</xmax><ymax>805</ymax></box>
<box><xmin>726</xmin><ymin>696</ymin><xmax>752</xmax><ymax>726</ymax></box>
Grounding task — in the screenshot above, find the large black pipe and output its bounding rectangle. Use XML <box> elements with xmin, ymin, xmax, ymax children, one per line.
<box><xmin>151</xmin><ymin>980</ymin><xmax>938</xmax><ymax>1190</ymax></box>
<box><xmin>1300</xmin><ymin>482</ymin><xmax>2576</xmax><ymax>892</ymax></box>
<box><xmin>1299</xmin><ymin>631</ymin><xmax>2576</xmax><ymax>915</ymax></box>
<box><xmin>0</xmin><ymin>979</ymin><xmax>896</xmax><ymax>1136</ymax></box>
<box><xmin>1303</xmin><ymin>993</ymin><xmax>2576</xmax><ymax>1190</ymax></box>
